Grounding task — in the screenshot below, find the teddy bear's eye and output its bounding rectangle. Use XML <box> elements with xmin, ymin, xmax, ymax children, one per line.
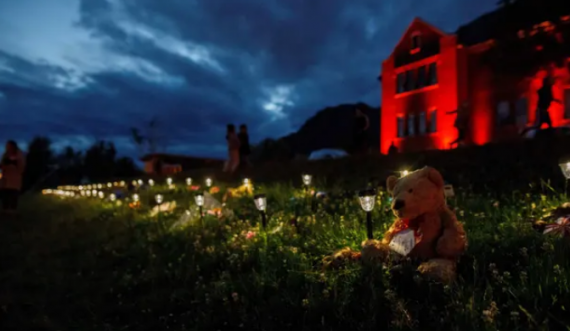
<box><xmin>408</xmin><ymin>188</ymin><xmax>413</xmax><ymax>193</ymax></box>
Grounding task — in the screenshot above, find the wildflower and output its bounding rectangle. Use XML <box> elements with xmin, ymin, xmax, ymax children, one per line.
<box><xmin>493</xmin><ymin>201</ymin><xmax>500</xmax><ymax>208</ymax></box>
<box><xmin>302</xmin><ymin>299</ymin><xmax>309</xmax><ymax>307</ymax></box>
<box><xmin>245</xmin><ymin>231</ymin><xmax>256</xmax><ymax>240</ymax></box>
<box><xmin>553</xmin><ymin>264</ymin><xmax>562</xmax><ymax>275</ymax></box>
<box><xmin>190</xmin><ymin>185</ymin><xmax>200</xmax><ymax>191</ymax></box>
<box><xmin>209</xmin><ymin>186</ymin><xmax>220</xmax><ymax>194</ymax></box>
<box><xmin>482</xmin><ymin>301</ymin><xmax>499</xmax><ymax>324</ymax></box>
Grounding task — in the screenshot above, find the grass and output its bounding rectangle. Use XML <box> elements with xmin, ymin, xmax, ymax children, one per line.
<box><xmin>1</xmin><ymin>180</ymin><xmax>570</xmax><ymax>330</ymax></box>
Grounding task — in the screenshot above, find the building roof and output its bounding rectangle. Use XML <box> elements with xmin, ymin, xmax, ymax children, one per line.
<box><xmin>456</xmin><ymin>1</ymin><xmax>570</xmax><ymax>46</ymax></box>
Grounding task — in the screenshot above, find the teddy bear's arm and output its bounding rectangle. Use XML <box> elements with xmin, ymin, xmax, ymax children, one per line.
<box><xmin>381</xmin><ymin>221</ymin><xmax>402</xmax><ymax>244</ymax></box>
<box><xmin>435</xmin><ymin>208</ymin><xmax>467</xmax><ymax>259</ymax></box>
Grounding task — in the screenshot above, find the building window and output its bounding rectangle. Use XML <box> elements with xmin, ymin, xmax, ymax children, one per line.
<box><xmin>419</xmin><ymin>112</ymin><xmax>427</xmax><ymax>134</ymax></box>
<box><xmin>416</xmin><ymin>66</ymin><xmax>426</xmax><ymax>89</ymax></box>
<box><xmin>428</xmin><ymin>110</ymin><xmax>437</xmax><ymax>133</ymax></box>
<box><xmin>565</xmin><ymin>88</ymin><xmax>570</xmax><ymax>119</ymax></box>
<box><xmin>397</xmin><ymin>117</ymin><xmax>405</xmax><ymax>138</ymax></box>
<box><xmin>428</xmin><ymin>63</ymin><xmax>438</xmax><ymax>85</ymax></box>
<box><xmin>496</xmin><ymin>101</ymin><xmax>510</xmax><ymax>126</ymax></box>
<box><xmin>411</xmin><ymin>34</ymin><xmax>421</xmax><ymax>49</ymax></box>
<box><xmin>405</xmin><ymin>70</ymin><xmax>415</xmax><ymax>92</ymax></box>
<box><xmin>408</xmin><ymin>114</ymin><xmax>416</xmax><ymax>136</ymax></box>
<box><xmin>397</xmin><ymin>73</ymin><xmax>405</xmax><ymax>93</ymax></box>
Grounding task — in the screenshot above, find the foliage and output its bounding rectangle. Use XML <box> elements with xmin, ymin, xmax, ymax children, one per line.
<box><xmin>2</xmin><ymin>180</ymin><xmax>570</xmax><ymax>330</ymax></box>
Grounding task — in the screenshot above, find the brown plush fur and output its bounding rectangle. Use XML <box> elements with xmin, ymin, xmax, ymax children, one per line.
<box><xmin>381</xmin><ymin>167</ymin><xmax>467</xmax><ymax>283</ymax></box>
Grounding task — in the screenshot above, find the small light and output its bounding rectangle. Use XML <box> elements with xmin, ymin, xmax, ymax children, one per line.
<box><xmin>120</xmin><ymin>181</ymin><xmax>126</xmax><ymax>186</ymax></box>
<box><xmin>167</xmin><ymin>177</ymin><xmax>173</xmax><ymax>185</ymax></box>
<box><xmin>86</xmin><ymin>190</ymin><xmax>92</xmax><ymax>197</ymax></box>
<box><xmin>92</xmin><ymin>190</ymin><xmax>97</xmax><ymax>196</ymax></box>
<box><xmin>97</xmin><ymin>184</ymin><xmax>103</xmax><ymax>189</ymax></box>
<box><xmin>149</xmin><ymin>179</ymin><xmax>155</xmax><ymax>186</ymax></box>
<box><xmin>137</xmin><ymin>179</ymin><xmax>143</xmax><ymax>186</ymax></box>
<box><xmin>186</xmin><ymin>178</ymin><xmax>192</xmax><ymax>186</ymax></box>
<box><xmin>132</xmin><ymin>180</ymin><xmax>137</xmax><ymax>186</ymax></box>
<box><xmin>107</xmin><ymin>183</ymin><xmax>112</xmax><ymax>188</ymax></box>
<box><xmin>69</xmin><ymin>192</ymin><xmax>76</xmax><ymax>197</ymax></box>
<box><xmin>401</xmin><ymin>170</ymin><xmax>410</xmax><ymax>177</ymax></box>
<box><xmin>560</xmin><ymin>162</ymin><xmax>570</xmax><ymax>180</ymax></box>
<box><xmin>243</xmin><ymin>178</ymin><xmax>250</xmax><ymax>186</ymax></box>
<box><xmin>109</xmin><ymin>194</ymin><xmax>116</xmax><ymax>202</ymax></box>
<box><xmin>155</xmin><ymin>194</ymin><xmax>163</xmax><ymax>204</ymax></box>
<box><xmin>98</xmin><ymin>191</ymin><xmax>105</xmax><ymax>199</ymax></box>
<box><xmin>358</xmin><ymin>188</ymin><xmax>377</xmax><ymax>212</ymax></box>
<box><xmin>205</xmin><ymin>178</ymin><xmax>212</xmax><ymax>187</ymax></box>
<box><xmin>195</xmin><ymin>193</ymin><xmax>204</xmax><ymax>207</ymax></box>
<box><xmin>80</xmin><ymin>190</ymin><xmax>85</xmax><ymax>196</ymax></box>
<box><xmin>254</xmin><ymin>193</ymin><xmax>267</xmax><ymax>212</ymax></box>
<box><xmin>133</xmin><ymin>194</ymin><xmax>140</xmax><ymax>202</ymax></box>
<box><xmin>302</xmin><ymin>174</ymin><xmax>312</xmax><ymax>186</ymax></box>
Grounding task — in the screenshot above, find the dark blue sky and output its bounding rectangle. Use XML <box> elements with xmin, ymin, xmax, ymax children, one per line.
<box><xmin>0</xmin><ymin>0</ymin><xmax>497</xmax><ymax>159</ymax></box>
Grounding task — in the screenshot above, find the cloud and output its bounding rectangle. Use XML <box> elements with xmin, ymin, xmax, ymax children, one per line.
<box><xmin>0</xmin><ymin>0</ymin><xmax>498</xmax><ymax>158</ymax></box>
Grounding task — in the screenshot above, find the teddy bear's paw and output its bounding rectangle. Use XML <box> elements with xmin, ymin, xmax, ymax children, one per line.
<box><xmin>417</xmin><ymin>259</ymin><xmax>457</xmax><ymax>284</ymax></box>
<box><xmin>360</xmin><ymin>239</ymin><xmax>391</xmax><ymax>265</ymax></box>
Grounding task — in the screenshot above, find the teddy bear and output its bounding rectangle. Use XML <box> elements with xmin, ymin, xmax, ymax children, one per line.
<box><xmin>359</xmin><ymin>166</ymin><xmax>467</xmax><ymax>283</ymax></box>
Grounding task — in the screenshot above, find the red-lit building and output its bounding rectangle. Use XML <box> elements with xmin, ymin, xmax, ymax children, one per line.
<box><xmin>380</xmin><ymin>11</ymin><xmax>570</xmax><ymax>154</ymax></box>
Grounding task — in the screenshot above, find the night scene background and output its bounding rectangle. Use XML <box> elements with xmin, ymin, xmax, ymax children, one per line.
<box><xmin>0</xmin><ymin>0</ymin><xmax>497</xmax><ymax>160</ymax></box>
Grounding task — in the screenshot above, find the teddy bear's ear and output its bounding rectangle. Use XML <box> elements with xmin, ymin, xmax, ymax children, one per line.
<box><xmin>386</xmin><ymin>175</ymin><xmax>398</xmax><ymax>194</ymax></box>
<box><xmin>422</xmin><ymin>167</ymin><xmax>444</xmax><ymax>188</ymax></box>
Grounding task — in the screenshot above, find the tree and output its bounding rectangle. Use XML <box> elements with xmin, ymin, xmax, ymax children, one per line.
<box><xmin>56</xmin><ymin>146</ymin><xmax>83</xmax><ymax>185</ymax></box>
<box><xmin>23</xmin><ymin>136</ymin><xmax>55</xmax><ymax>190</ymax></box>
<box><xmin>130</xmin><ymin>116</ymin><xmax>163</xmax><ymax>157</ymax></box>
<box><xmin>83</xmin><ymin>141</ymin><xmax>117</xmax><ymax>182</ymax></box>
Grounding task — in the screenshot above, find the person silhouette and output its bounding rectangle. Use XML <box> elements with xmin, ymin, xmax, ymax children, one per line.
<box><xmin>521</xmin><ymin>75</ymin><xmax>561</xmax><ymax>136</ymax></box>
<box><xmin>388</xmin><ymin>141</ymin><xmax>398</xmax><ymax>155</ymax></box>
<box><xmin>447</xmin><ymin>101</ymin><xmax>470</xmax><ymax>148</ymax></box>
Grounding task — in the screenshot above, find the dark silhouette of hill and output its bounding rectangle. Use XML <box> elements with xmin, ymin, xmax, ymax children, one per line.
<box><xmin>252</xmin><ymin>102</ymin><xmax>379</xmax><ymax>161</ymax></box>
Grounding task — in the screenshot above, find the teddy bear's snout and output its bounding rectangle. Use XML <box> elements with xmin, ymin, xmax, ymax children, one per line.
<box><xmin>392</xmin><ymin>199</ymin><xmax>405</xmax><ymax>211</ymax></box>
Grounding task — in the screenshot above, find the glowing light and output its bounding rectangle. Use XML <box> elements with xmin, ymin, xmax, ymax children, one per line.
<box><xmin>205</xmin><ymin>178</ymin><xmax>212</xmax><ymax>187</ymax></box>
<box><xmin>148</xmin><ymin>179</ymin><xmax>155</xmax><ymax>186</ymax></box>
<box><xmin>137</xmin><ymin>179</ymin><xmax>143</xmax><ymax>186</ymax></box>
<box><xmin>186</xmin><ymin>178</ymin><xmax>192</xmax><ymax>186</ymax></box>
<box><xmin>155</xmin><ymin>194</ymin><xmax>163</xmax><ymax>204</ymax></box>
<box><xmin>254</xmin><ymin>193</ymin><xmax>267</xmax><ymax>212</ymax></box>
<box><xmin>107</xmin><ymin>183</ymin><xmax>112</xmax><ymax>188</ymax></box>
<box><xmin>133</xmin><ymin>194</ymin><xmax>140</xmax><ymax>202</ymax></box>
<box><xmin>401</xmin><ymin>170</ymin><xmax>410</xmax><ymax>177</ymax></box>
<box><xmin>109</xmin><ymin>194</ymin><xmax>117</xmax><ymax>201</ymax></box>
<box><xmin>302</xmin><ymin>174</ymin><xmax>312</xmax><ymax>186</ymax></box>
<box><xmin>167</xmin><ymin>177</ymin><xmax>173</xmax><ymax>185</ymax></box>
<box><xmin>358</xmin><ymin>189</ymin><xmax>377</xmax><ymax>212</ymax></box>
<box><xmin>243</xmin><ymin>178</ymin><xmax>250</xmax><ymax>186</ymax></box>
<box><xmin>98</xmin><ymin>191</ymin><xmax>105</xmax><ymax>199</ymax></box>
<box><xmin>195</xmin><ymin>193</ymin><xmax>204</xmax><ymax>207</ymax></box>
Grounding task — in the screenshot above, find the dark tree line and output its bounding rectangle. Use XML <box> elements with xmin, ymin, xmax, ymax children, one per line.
<box><xmin>21</xmin><ymin>136</ymin><xmax>141</xmax><ymax>191</ymax></box>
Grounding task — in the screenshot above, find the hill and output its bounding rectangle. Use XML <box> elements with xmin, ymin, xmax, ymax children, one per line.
<box><xmin>251</xmin><ymin>102</ymin><xmax>379</xmax><ymax>161</ymax></box>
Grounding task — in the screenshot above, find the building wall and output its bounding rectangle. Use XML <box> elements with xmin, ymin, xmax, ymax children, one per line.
<box><xmin>381</xmin><ymin>25</ymin><xmax>461</xmax><ymax>154</ymax></box>
<box><xmin>381</xmin><ymin>21</ymin><xmax>570</xmax><ymax>154</ymax></box>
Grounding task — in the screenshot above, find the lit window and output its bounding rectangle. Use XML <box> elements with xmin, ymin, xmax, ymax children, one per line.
<box><xmin>428</xmin><ymin>110</ymin><xmax>437</xmax><ymax>133</ymax></box>
<box><xmin>419</xmin><ymin>112</ymin><xmax>427</xmax><ymax>134</ymax></box>
<box><xmin>565</xmin><ymin>88</ymin><xmax>570</xmax><ymax>119</ymax></box>
<box><xmin>416</xmin><ymin>66</ymin><xmax>426</xmax><ymax>89</ymax></box>
<box><xmin>411</xmin><ymin>34</ymin><xmax>421</xmax><ymax>49</ymax></box>
<box><xmin>397</xmin><ymin>117</ymin><xmax>405</xmax><ymax>138</ymax></box>
<box><xmin>428</xmin><ymin>63</ymin><xmax>438</xmax><ymax>85</ymax></box>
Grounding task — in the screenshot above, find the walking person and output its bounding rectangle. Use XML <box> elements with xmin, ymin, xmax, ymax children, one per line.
<box><xmin>238</xmin><ymin>124</ymin><xmax>251</xmax><ymax>169</ymax></box>
<box><xmin>0</xmin><ymin>140</ymin><xmax>26</xmax><ymax>214</ymax></box>
<box><xmin>447</xmin><ymin>101</ymin><xmax>470</xmax><ymax>148</ymax></box>
<box><xmin>223</xmin><ymin>124</ymin><xmax>240</xmax><ymax>174</ymax></box>
<box><xmin>520</xmin><ymin>75</ymin><xmax>561</xmax><ymax>136</ymax></box>
<box><xmin>352</xmin><ymin>108</ymin><xmax>370</xmax><ymax>155</ymax></box>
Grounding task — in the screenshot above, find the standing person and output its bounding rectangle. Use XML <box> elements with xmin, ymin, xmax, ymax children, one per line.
<box><xmin>520</xmin><ymin>75</ymin><xmax>561</xmax><ymax>136</ymax></box>
<box><xmin>353</xmin><ymin>108</ymin><xmax>370</xmax><ymax>155</ymax></box>
<box><xmin>0</xmin><ymin>140</ymin><xmax>26</xmax><ymax>214</ymax></box>
<box><xmin>388</xmin><ymin>141</ymin><xmax>399</xmax><ymax>155</ymax></box>
<box><xmin>447</xmin><ymin>101</ymin><xmax>470</xmax><ymax>148</ymax></box>
<box><xmin>223</xmin><ymin>124</ymin><xmax>240</xmax><ymax>174</ymax></box>
<box><xmin>238</xmin><ymin>124</ymin><xmax>251</xmax><ymax>169</ymax></box>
